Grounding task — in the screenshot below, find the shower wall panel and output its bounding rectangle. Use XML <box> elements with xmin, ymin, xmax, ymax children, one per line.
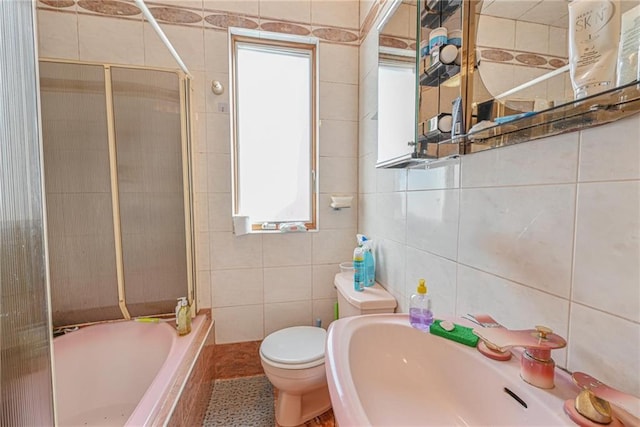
<box><xmin>0</xmin><ymin>0</ymin><xmax>55</xmax><ymax>424</ymax></box>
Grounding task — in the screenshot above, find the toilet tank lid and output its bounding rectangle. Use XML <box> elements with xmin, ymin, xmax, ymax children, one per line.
<box><xmin>334</xmin><ymin>272</ymin><xmax>397</xmax><ymax>310</ymax></box>
<box><xmin>261</xmin><ymin>326</ymin><xmax>326</xmax><ymax>365</ymax></box>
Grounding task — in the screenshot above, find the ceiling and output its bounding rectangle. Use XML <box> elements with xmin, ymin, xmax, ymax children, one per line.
<box><xmin>480</xmin><ymin>0</ymin><xmax>637</xmax><ymax>29</ymax></box>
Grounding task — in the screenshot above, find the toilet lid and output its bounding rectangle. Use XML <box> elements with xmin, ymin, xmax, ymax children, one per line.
<box><xmin>260</xmin><ymin>326</ymin><xmax>326</xmax><ymax>365</ymax></box>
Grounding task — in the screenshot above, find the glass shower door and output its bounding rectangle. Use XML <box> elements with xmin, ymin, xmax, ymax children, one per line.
<box><xmin>40</xmin><ymin>62</ymin><xmax>121</xmax><ymax>326</ymax></box>
<box><xmin>111</xmin><ymin>67</ymin><xmax>189</xmax><ymax>317</ymax></box>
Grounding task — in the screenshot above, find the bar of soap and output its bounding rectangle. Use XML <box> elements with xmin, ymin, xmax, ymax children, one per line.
<box><xmin>440</xmin><ymin>320</ymin><xmax>455</xmax><ymax>331</ymax></box>
<box><xmin>430</xmin><ymin>319</ymin><xmax>479</xmax><ymax>347</ymax></box>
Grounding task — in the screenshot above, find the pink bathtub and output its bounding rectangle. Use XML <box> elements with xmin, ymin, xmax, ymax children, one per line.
<box><xmin>53</xmin><ymin>315</ymin><xmax>210</xmax><ymax>426</ymax></box>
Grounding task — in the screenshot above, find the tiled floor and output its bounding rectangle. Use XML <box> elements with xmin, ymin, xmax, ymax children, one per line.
<box><xmin>213</xmin><ymin>341</ymin><xmax>335</xmax><ymax>427</ymax></box>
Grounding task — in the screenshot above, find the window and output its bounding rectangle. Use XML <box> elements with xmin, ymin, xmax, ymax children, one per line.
<box><xmin>230</xmin><ymin>31</ymin><xmax>318</xmax><ymax>231</ymax></box>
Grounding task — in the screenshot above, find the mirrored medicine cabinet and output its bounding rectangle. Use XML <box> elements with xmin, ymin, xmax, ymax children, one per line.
<box><xmin>376</xmin><ymin>0</ymin><xmax>640</xmax><ymax>168</ymax></box>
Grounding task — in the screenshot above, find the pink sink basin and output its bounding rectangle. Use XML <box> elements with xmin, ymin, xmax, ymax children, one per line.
<box><xmin>325</xmin><ymin>313</ymin><xmax>580</xmax><ymax>426</ymax></box>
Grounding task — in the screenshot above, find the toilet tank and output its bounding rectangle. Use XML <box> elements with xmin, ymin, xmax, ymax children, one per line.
<box><xmin>334</xmin><ymin>272</ymin><xmax>397</xmax><ymax>318</ymax></box>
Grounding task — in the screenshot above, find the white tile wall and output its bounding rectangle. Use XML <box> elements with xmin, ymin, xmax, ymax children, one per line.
<box><xmin>207</xmin><ymin>192</ymin><xmax>232</xmax><ymax>232</ymax></box>
<box><xmin>312</xmin><ymin>0</ymin><xmax>359</xmax><ymax>29</ymax></box>
<box><xmin>209</xmin><ymin>232</ymin><xmax>263</xmax><ymax>270</ymax></box>
<box><xmin>319</xmin><ymin>119</ymin><xmax>358</xmax><ymax>158</ymax></box>
<box><xmin>319</xmin><ymin>157</ymin><xmax>358</xmax><ymax>194</ymax></box>
<box><xmin>573</xmin><ymin>181</ymin><xmax>640</xmax><ymax>322</ymax></box>
<box><xmin>143</xmin><ymin>23</ymin><xmax>205</xmax><ymax>71</ymax></box>
<box><xmin>206</xmin><ymin>154</ymin><xmax>231</xmax><ymax>193</ymax></box>
<box><xmin>568</xmin><ymin>304</ymin><xmax>640</xmax><ymax>396</ymax></box>
<box><xmin>407</xmin><ymin>160</ymin><xmax>460</xmax><ymax>191</ymax></box>
<box><xmin>259</xmin><ymin>0</ymin><xmax>311</xmax><ymax>23</ymax></box>
<box><xmin>204</xmin><ymin>0</ymin><xmax>259</xmax><ymax>16</ymax></box>
<box><xmin>376</xmin><ymin>168</ymin><xmax>407</xmax><ymax>193</ymax></box>
<box><xmin>459</xmin><ymin>185</ymin><xmax>576</xmax><ymax>297</ymax></box>
<box><xmin>358</xmin><ymin>118</ymin><xmax>377</xmax><ymax>161</ymax></box>
<box><xmin>320</xmin><ymin>82</ymin><xmax>359</xmax><ymax>121</ymax></box>
<box><xmin>358</xmin><ymin>153</ymin><xmax>377</xmax><ymax>194</ymax></box>
<box><xmin>319</xmin><ymin>44</ymin><xmax>358</xmax><ymax>85</ymax></box>
<box><xmin>263</xmin><ymin>233</ymin><xmax>312</xmax><ymax>267</ymax></box>
<box><xmin>211</xmin><ymin>268</ymin><xmax>263</xmax><ymax>307</ymax></box>
<box><xmin>476</xmin><ymin>15</ymin><xmax>515</xmax><ymax>49</ymax></box>
<box><xmin>312</xmin><ymin>228</ymin><xmax>357</xmax><ymax>265</ymax></box>
<box><xmin>205</xmin><ymin>112</ymin><xmax>231</xmax><ymax>154</ymax></box>
<box><xmin>406</xmin><ymin>189</ymin><xmax>459</xmax><ymax>260</ymax></box>
<box><xmin>264</xmin><ymin>266</ymin><xmax>312</xmax><ymax>303</ymax></box>
<box><xmin>78</xmin><ymin>15</ymin><xmax>145</xmax><ymax>64</ymax></box>
<box><xmin>213</xmin><ymin>304</ymin><xmax>264</xmax><ymax>343</ymax></box>
<box><xmin>460</xmin><ymin>133</ymin><xmax>579</xmax><ymax>187</ymax></box>
<box><xmin>38</xmin><ymin>10</ymin><xmax>79</xmax><ymax>60</ymax></box>
<box><xmin>375</xmin><ymin>192</ymin><xmax>406</xmax><ymax>243</ymax></box>
<box><xmin>514</xmin><ymin>21</ymin><xmax>549</xmax><ymax>54</ymax></box>
<box><xmin>203</xmin><ymin>29</ymin><xmax>229</xmax><ymax>74</ymax></box>
<box><xmin>579</xmin><ymin>114</ymin><xmax>640</xmax><ymax>182</ymax></box>
<box><xmin>312</xmin><ymin>264</ymin><xmax>339</xmax><ymax>299</ymax></box>
<box><xmin>264</xmin><ymin>300</ymin><xmax>313</xmax><ymax>336</ymax></box>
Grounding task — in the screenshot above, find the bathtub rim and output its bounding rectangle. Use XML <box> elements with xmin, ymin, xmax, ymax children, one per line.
<box><xmin>128</xmin><ymin>312</ymin><xmax>212</xmax><ymax>427</ymax></box>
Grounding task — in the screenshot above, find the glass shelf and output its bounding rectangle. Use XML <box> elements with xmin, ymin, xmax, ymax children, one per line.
<box><xmin>421</xmin><ymin>0</ymin><xmax>461</xmax><ymax>29</ymax></box>
<box><xmin>381</xmin><ymin>81</ymin><xmax>640</xmax><ymax>169</ymax></box>
<box><xmin>420</xmin><ymin>60</ymin><xmax>460</xmax><ymax>87</ymax></box>
<box><xmin>465</xmin><ymin>80</ymin><xmax>640</xmax><ymax>153</ymax></box>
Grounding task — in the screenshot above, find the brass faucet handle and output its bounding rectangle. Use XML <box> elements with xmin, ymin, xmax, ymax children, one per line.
<box><xmin>572</xmin><ymin>372</ymin><xmax>640</xmax><ymax>426</ymax></box>
<box><xmin>534</xmin><ymin>325</ymin><xmax>553</xmax><ymax>339</ymax></box>
<box><xmin>573</xmin><ymin>372</ymin><xmax>640</xmax><ymax>416</ymax></box>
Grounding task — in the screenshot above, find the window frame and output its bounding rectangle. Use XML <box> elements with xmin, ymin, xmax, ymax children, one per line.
<box><xmin>229</xmin><ymin>30</ymin><xmax>318</xmax><ymax>232</ymax></box>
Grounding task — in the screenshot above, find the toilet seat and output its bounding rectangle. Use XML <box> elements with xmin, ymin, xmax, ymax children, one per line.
<box><xmin>260</xmin><ymin>326</ymin><xmax>326</xmax><ymax>369</ymax></box>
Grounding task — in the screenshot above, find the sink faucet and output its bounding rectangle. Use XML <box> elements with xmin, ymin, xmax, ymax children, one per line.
<box><xmin>464</xmin><ymin>314</ymin><xmax>512</xmax><ymax>361</ymax></box>
<box><xmin>472</xmin><ymin>325</ymin><xmax>566</xmax><ymax>389</ymax></box>
<box><xmin>564</xmin><ymin>372</ymin><xmax>640</xmax><ymax>427</ymax></box>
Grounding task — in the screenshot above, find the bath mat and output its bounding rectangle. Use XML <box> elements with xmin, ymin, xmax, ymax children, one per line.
<box><xmin>203</xmin><ymin>375</ymin><xmax>274</xmax><ymax>427</ymax></box>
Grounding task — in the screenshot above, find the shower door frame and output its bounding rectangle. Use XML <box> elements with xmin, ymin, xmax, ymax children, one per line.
<box><xmin>40</xmin><ymin>58</ymin><xmax>196</xmax><ymax>323</ymax></box>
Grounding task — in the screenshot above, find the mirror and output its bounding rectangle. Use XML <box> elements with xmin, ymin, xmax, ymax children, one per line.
<box><xmin>376</xmin><ymin>0</ymin><xmax>418</xmax><ymax>167</ymax></box>
<box><xmin>472</xmin><ymin>0</ymin><xmax>638</xmax><ymax>121</ymax></box>
<box><xmin>374</xmin><ymin>0</ymin><xmax>640</xmax><ymax>165</ymax></box>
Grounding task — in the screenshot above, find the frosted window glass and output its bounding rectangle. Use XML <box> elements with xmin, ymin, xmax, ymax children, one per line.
<box><xmin>378</xmin><ymin>63</ymin><xmax>416</xmax><ymax>162</ymax></box>
<box><xmin>235</xmin><ymin>44</ymin><xmax>313</xmax><ymax>223</ymax></box>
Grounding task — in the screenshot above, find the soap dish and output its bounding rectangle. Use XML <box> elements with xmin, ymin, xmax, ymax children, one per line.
<box><xmin>430</xmin><ymin>319</ymin><xmax>479</xmax><ymax>347</ymax></box>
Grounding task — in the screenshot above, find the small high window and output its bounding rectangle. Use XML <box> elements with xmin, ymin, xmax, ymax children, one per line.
<box><xmin>230</xmin><ymin>30</ymin><xmax>318</xmax><ymax>231</ymax></box>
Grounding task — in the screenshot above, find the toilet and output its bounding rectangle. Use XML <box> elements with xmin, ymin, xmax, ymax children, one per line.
<box><xmin>260</xmin><ymin>271</ymin><xmax>397</xmax><ymax>426</ymax></box>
